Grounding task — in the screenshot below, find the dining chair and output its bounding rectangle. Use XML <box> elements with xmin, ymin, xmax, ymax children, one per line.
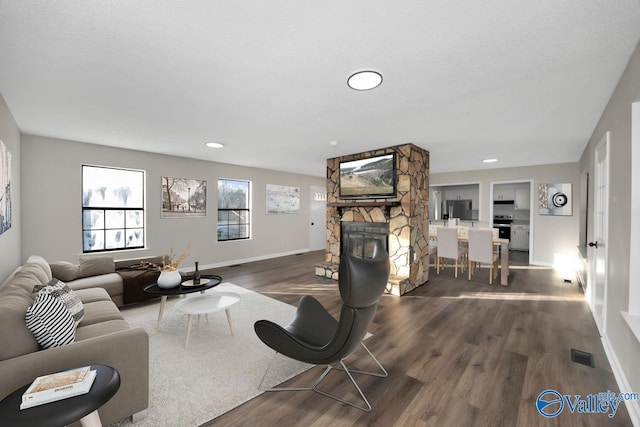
<box><xmin>436</xmin><ymin>227</ymin><xmax>467</xmax><ymax>278</ymax></box>
<box><xmin>467</xmin><ymin>228</ymin><xmax>499</xmax><ymax>284</ymax></box>
<box><xmin>428</xmin><ymin>225</ymin><xmax>439</xmax><ymax>267</ymax></box>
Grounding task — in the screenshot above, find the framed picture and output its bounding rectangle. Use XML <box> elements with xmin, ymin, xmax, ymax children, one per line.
<box><xmin>538</xmin><ymin>183</ymin><xmax>572</xmax><ymax>216</ymax></box>
<box><xmin>266</xmin><ymin>184</ymin><xmax>300</xmax><ymax>214</ymax></box>
<box><xmin>162</xmin><ymin>177</ymin><xmax>207</xmax><ymax>218</ymax></box>
<box><xmin>0</xmin><ymin>140</ymin><xmax>12</xmax><ymax>236</ymax></box>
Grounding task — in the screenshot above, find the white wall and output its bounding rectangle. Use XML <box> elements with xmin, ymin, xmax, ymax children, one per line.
<box><xmin>579</xmin><ymin>38</ymin><xmax>640</xmax><ymax>423</ymax></box>
<box><xmin>20</xmin><ymin>134</ymin><xmax>324</xmax><ymax>268</ymax></box>
<box><xmin>430</xmin><ymin>162</ymin><xmax>580</xmax><ymax>266</ymax></box>
<box><xmin>0</xmin><ymin>93</ymin><xmax>21</xmax><ymax>280</ymax></box>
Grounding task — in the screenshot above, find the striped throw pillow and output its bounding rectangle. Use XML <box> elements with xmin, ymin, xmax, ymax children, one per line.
<box><xmin>25</xmin><ymin>293</ymin><xmax>76</xmax><ymax>349</ymax></box>
<box><xmin>34</xmin><ymin>279</ymin><xmax>85</xmax><ymax>325</ymax></box>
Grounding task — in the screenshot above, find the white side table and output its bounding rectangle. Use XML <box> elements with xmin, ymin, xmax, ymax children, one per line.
<box><xmin>173</xmin><ymin>292</ymin><xmax>241</xmax><ymax>349</ymax></box>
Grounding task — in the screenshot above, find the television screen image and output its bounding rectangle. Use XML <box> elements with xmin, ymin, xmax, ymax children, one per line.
<box><xmin>339</xmin><ymin>153</ymin><xmax>396</xmax><ymax>198</ymax></box>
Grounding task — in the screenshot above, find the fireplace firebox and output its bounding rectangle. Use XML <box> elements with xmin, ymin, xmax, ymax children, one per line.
<box><xmin>341</xmin><ymin>221</ymin><xmax>389</xmax><ymax>259</ymax></box>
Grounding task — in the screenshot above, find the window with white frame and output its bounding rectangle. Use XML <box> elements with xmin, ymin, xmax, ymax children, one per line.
<box><xmin>217</xmin><ymin>179</ymin><xmax>250</xmax><ymax>241</ymax></box>
<box><xmin>82</xmin><ymin>165</ymin><xmax>145</xmax><ymax>252</ymax></box>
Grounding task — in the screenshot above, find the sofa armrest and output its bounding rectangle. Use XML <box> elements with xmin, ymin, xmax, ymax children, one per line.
<box><xmin>0</xmin><ymin>327</ymin><xmax>149</xmax><ymax>425</ymax></box>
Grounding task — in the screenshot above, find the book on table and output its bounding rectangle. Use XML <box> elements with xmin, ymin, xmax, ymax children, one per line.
<box><xmin>20</xmin><ymin>366</ymin><xmax>97</xmax><ymax>409</ymax></box>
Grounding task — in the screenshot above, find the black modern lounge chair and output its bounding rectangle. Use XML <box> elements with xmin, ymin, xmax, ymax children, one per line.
<box><xmin>254</xmin><ymin>239</ymin><xmax>390</xmax><ymax>411</ymax></box>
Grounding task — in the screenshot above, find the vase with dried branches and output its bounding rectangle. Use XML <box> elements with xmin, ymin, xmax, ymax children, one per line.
<box><xmin>157</xmin><ymin>245</ymin><xmax>190</xmax><ymax>288</ymax></box>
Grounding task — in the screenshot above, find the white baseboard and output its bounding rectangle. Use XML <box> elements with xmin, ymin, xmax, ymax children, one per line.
<box><xmin>601</xmin><ymin>334</ymin><xmax>640</xmax><ymax>426</ymax></box>
<box><xmin>180</xmin><ymin>248</ymin><xmax>311</xmax><ymax>272</ymax></box>
<box><xmin>531</xmin><ymin>260</ymin><xmax>553</xmax><ymax>267</ymax></box>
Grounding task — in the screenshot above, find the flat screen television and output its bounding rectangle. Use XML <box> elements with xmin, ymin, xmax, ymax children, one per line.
<box><xmin>339</xmin><ymin>153</ymin><xmax>396</xmax><ymax>198</ymax></box>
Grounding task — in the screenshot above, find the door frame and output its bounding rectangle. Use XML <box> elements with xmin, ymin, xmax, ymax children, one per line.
<box><xmin>308</xmin><ymin>185</ymin><xmax>327</xmax><ymax>251</ymax></box>
<box><xmin>489</xmin><ymin>179</ymin><xmax>535</xmax><ymax>264</ymax></box>
<box><xmin>589</xmin><ymin>131</ymin><xmax>610</xmax><ymax>336</ymax></box>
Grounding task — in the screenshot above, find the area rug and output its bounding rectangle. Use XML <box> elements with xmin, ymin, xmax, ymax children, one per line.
<box><xmin>109</xmin><ymin>282</ymin><xmax>311</xmax><ymax>427</ymax></box>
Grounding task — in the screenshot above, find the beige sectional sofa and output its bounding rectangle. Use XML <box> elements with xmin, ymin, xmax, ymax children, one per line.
<box><xmin>49</xmin><ymin>255</ymin><xmax>164</xmax><ymax>307</ymax></box>
<box><xmin>0</xmin><ymin>255</ymin><xmax>149</xmax><ymax>426</ymax></box>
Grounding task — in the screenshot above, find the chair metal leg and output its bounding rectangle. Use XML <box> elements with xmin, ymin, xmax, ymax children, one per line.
<box><xmin>258</xmin><ymin>342</ymin><xmax>387</xmax><ymax>412</ymax></box>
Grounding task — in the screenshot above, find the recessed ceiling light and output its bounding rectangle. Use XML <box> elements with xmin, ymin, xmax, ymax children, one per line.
<box><xmin>482</xmin><ymin>158</ymin><xmax>498</xmax><ymax>163</ymax></box>
<box><xmin>347</xmin><ymin>70</ymin><xmax>383</xmax><ymax>91</ymax></box>
<box><xmin>329</xmin><ymin>140</ymin><xmax>339</xmax><ymax>147</ymax></box>
<box><xmin>205</xmin><ymin>142</ymin><xmax>224</xmax><ymax>149</ymax></box>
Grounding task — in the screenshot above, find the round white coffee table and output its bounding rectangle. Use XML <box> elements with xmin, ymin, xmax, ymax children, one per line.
<box><xmin>173</xmin><ymin>292</ymin><xmax>241</xmax><ymax>349</ymax></box>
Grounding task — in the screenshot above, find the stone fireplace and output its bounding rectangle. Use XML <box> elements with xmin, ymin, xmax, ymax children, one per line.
<box><xmin>314</xmin><ymin>143</ymin><xmax>430</xmax><ymax>296</ymax></box>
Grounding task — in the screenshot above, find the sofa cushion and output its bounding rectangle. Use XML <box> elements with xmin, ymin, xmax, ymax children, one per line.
<box><xmin>78</xmin><ymin>300</ymin><xmax>124</xmax><ymax>327</ymax></box>
<box><xmin>67</xmin><ymin>273</ymin><xmax>123</xmax><ymax>297</ymax></box>
<box><xmin>75</xmin><ymin>319</ymin><xmax>131</xmax><ymax>341</ymax></box>
<box><xmin>0</xmin><ymin>265</ymin><xmax>22</xmax><ymax>288</ymax></box>
<box><xmin>25</xmin><ymin>293</ymin><xmax>76</xmax><ymax>349</ymax></box>
<box><xmin>77</xmin><ymin>255</ymin><xmax>115</xmax><ymax>279</ymax></box>
<box><xmin>24</xmin><ymin>255</ymin><xmax>53</xmax><ymax>285</ymax></box>
<box><xmin>4</xmin><ymin>269</ymin><xmax>40</xmax><ymax>293</ymax></box>
<box><xmin>74</xmin><ymin>287</ymin><xmax>112</xmax><ymax>304</ymax></box>
<box><xmin>0</xmin><ymin>284</ymin><xmax>40</xmax><ymax>360</ymax></box>
<box><xmin>49</xmin><ymin>261</ymin><xmax>80</xmax><ymax>282</ymax></box>
<box><xmin>8</xmin><ymin>260</ymin><xmax>53</xmax><ymax>293</ymax></box>
<box><xmin>34</xmin><ymin>279</ymin><xmax>85</xmax><ymax>325</ymax></box>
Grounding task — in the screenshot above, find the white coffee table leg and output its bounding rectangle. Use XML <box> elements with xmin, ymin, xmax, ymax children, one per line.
<box><xmin>185</xmin><ymin>314</ymin><xmax>193</xmax><ymax>349</ymax></box>
<box><xmin>79</xmin><ymin>409</ymin><xmax>102</xmax><ymax>427</ymax></box>
<box><xmin>157</xmin><ymin>295</ymin><xmax>168</xmax><ymax>328</ymax></box>
<box><xmin>225</xmin><ymin>308</ymin><xmax>234</xmax><ymax>336</ymax></box>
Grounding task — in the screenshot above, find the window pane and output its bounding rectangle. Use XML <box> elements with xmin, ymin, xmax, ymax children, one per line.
<box><xmin>126</xmin><ymin>228</ymin><xmax>144</xmax><ymax>247</ymax></box>
<box><xmin>239</xmin><ymin>210</ymin><xmax>249</xmax><ymax>223</ymax></box>
<box><xmin>83</xmin><ymin>166</ymin><xmax>144</xmax><ymax>208</ymax></box>
<box><xmin>238</xmin><ymin>224</ymin><xmax>250</xmax><ymax>239</ymax></box>
<box><xmin>83</xmin><ymin>231</ymin><xmax>104</xmax><ymax>251</ymax></box>
<box><xmin>105</xmin><ymin>210</ymin><xmax>125</xmax><ymax>229</ymax></box>
<box><xmin>228</xmin><ymin>210</ymin><xmax>241</xmax><ymax>225</ymax></box>
<box><xmin>105</xmin><ymin>229</ymin><xmax>125</xmax><ymax>249</ymax></box>
<box><xmin>218</xmin><ymin>179</ymin><xmax>249</xmax><ymax>209</ymax></box>
<box><xmin>217</xmin><ymin>226</ymin><xmax>228</xmax><ymax>240</ymax></box>
<box><xmin>126</xmin><ymin>210</ymin><xmax>144</xmax><ymax>227</ymax></box>
<box><xmin>227</xmin><ymin>225</ymin><xmax>240</xmax><ymax>239</ymax></box>
<box><xmin>218</xmin><ymin>210</ymin><xmax>229</xmax><ymax>224</ymax></box>
<box><xmin>83</xmin><ymin>210</ymin><xmax>104</xmax><ymax>230</ymax></box>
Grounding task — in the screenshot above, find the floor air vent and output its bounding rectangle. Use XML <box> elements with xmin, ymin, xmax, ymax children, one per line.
<box><xmin>571</xmin><ymin>348</ymin><xmax>595</xmax><ymax>367</ymax></box>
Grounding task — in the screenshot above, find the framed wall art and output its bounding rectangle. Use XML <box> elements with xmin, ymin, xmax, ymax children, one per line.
<box><xmin>266</xmin><ymin>184</ymin><xmax>300</xmax><ymax>214</ymax></box>
<box><xmin>162</xmin><ymin>176</ymin><xmax>207</xmax><ymax>218</ymax></box>
<box><xmin>0</xmin><ymin>140</ymin><xmax>11</xmax><ymax>236</ymax></box>
<box><xmin>538</xmin><ymin>183</ymin><xmax>572</xmax><ymax>216</ymax></box>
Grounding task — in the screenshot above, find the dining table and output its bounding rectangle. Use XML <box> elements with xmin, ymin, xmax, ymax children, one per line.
<box><xmin>429</xmin><ymin>232</ymin><xmax>510</xmax><ymax>286</ymax></box>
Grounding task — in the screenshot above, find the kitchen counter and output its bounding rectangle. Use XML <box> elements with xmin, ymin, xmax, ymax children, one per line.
<box><xmin>429</xmin><ymin>220</ymin><xmax>487</xmax><ymax>228</ymax></box>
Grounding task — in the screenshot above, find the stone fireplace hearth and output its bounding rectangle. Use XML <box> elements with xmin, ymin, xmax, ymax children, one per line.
<box><xmin>314</xmin><ymin>143</ymin><xmax>430</xmax><ymax>296</ymax></box>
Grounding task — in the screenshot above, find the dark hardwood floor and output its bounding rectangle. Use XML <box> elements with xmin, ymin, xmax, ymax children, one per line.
<box><xmin>199</xmin><ymin>250</ymin><xmax>633</xmax><ymax>426</ymax></box>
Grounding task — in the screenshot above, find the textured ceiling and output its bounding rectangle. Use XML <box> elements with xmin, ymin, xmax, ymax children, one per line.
<box><xmin>1</xmin><ymin>1</ymin><xmax>639</xmax><ymax>177</ymax></box>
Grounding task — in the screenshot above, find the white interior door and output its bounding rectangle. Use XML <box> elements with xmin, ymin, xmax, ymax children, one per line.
<box><xmin>589</xmin><ymin>132</ymin><xmax>609</xmax><ymax>336</ymax></box>
<box><xmin>309</xmin><ymin>186</ymin><xmax>326</xmax><ymax>251</ymax></box>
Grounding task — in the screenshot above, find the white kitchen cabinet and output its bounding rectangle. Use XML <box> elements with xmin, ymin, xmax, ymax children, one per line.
<box><xmin>511</xmin><ymin>225</ymin><xmax>529</xmax><ymax>251</ymax></box>
<box><xmin>494</xmin><ymin>185</ymin><xmax>515</xmax><ymax>201</ymax></box>
<box><xmin>444</xmin><ymin>186</ymin><xmax>472</xmax><ymax>201</ymax></box>
<box><xmin>434</xmin><ymin>184</ymin><xmax>480</xmax><ymax>213</ymax></box>
<box><xmin>514</xmin><ymin>187</ymin><xmax>530</xmax><ymax>210</ymax></box>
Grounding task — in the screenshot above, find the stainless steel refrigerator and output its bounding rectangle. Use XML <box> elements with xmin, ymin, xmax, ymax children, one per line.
<box><xmin>444</xmin><ymin>199</ymin><xmax>473</xmax><ymax>220</ymax></box>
